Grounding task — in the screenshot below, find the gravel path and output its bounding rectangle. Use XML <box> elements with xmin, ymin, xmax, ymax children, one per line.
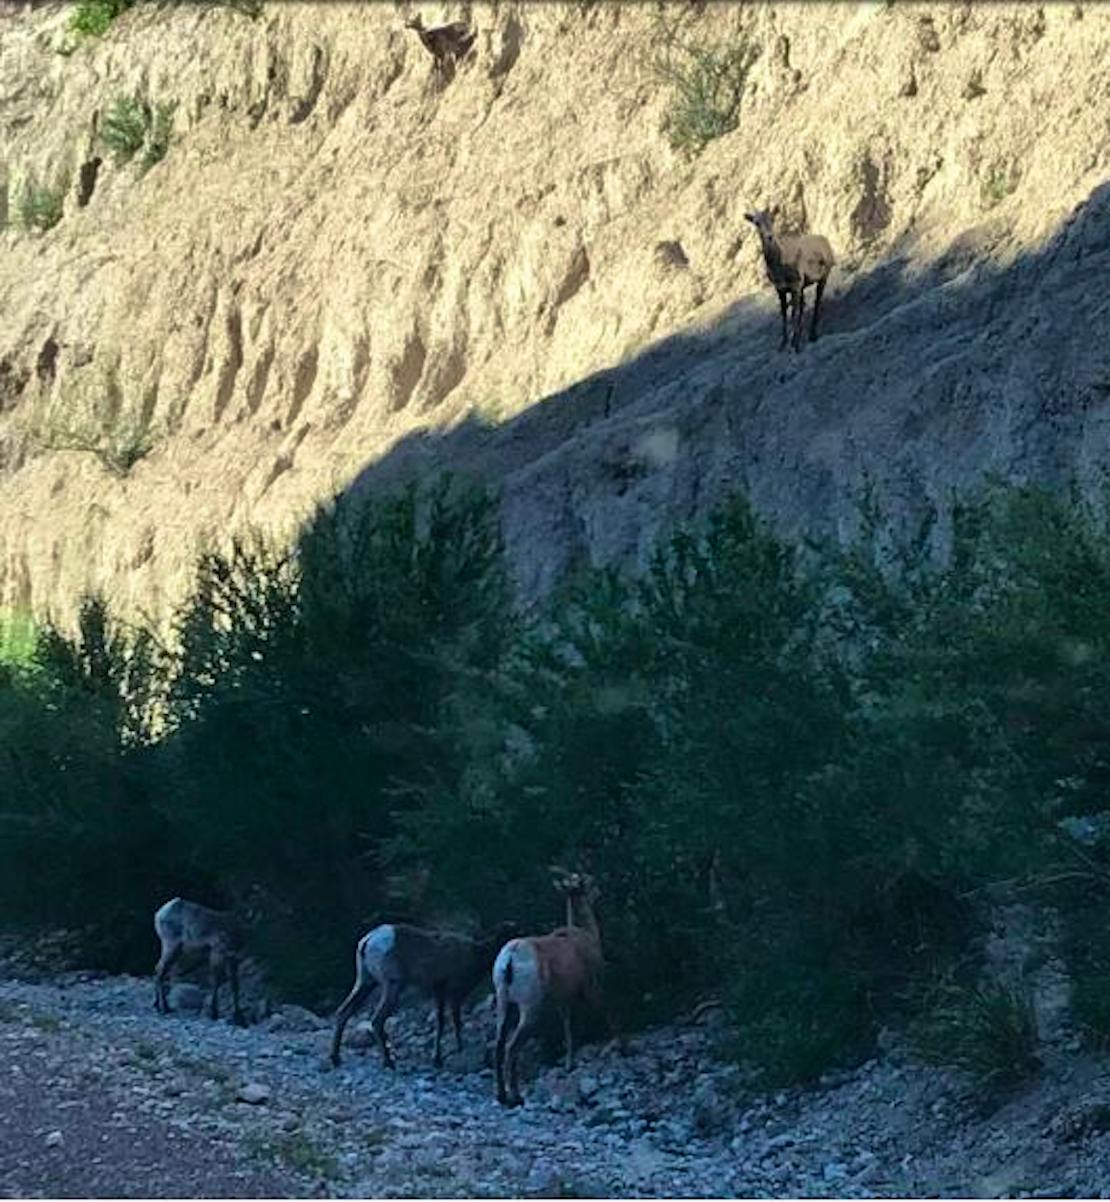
<box><xmin>0</xmin><ymin>1014</ymin><xmax>305</xmax><ymax>1198</ymax></box>
<box><xmin>3</xmin><ymin>963</ymin><xmax>1110</xmax><ymax>1198</ymax></box>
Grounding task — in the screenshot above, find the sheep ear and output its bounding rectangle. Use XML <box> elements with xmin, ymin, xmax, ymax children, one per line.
<box><xmin>743</xmin><ymin>211</ymin><xmax>756</xmax><ymax>224</ymax></box>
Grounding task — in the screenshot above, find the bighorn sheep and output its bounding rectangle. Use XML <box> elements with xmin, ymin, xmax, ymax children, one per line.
<box><xmin>404</xmin><ymin>14</ymin><xmax>477</xmax><ymax>78</ymax></box>
<box><xmin>153</xmin><ymin>897</ymin><xmax>246</xmax><ymax>1026</ymax></box>
<box><xmin>493</xmin><ymin>868</ymin><xmax>620</xmax><ymax>1108</ymax></box>
<box><xmin>744</xmin><ymin>207</ymin><xmax>836</xmax><ymax>352</ymax></box>
<box><xmin>330</xmin><ymin>921</ymin><xmax>517</xmax><ymax>1069</ymax></box>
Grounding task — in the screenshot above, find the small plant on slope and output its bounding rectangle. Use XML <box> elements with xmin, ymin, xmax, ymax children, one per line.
<box><xmin>68</xmin><ymin>0</ymin><xmax>135</xmax><ymax>38</ymax></box>
<box><xmin>911</xmin><ymin>978</ymin><xmax>1041</xmax><ymax>1089</ymax></box>
<box><xmin>649</xmin><ymin>15</ymin><xmax>760</xmax><ymax>157</ymax></box>
<box><xmin>100</xmin><ymin>96</ymin><xmax>148</xmax><ymax>165</ymax></box>
<box><xmin>100</xmin><ymin>96</ymin><xmax>177</xmax><ymax>174</ymax></box>
<box><xmin>19</xmin><ymin>178</ymin><xmax>65</xmax><ymax>232</ymax></box>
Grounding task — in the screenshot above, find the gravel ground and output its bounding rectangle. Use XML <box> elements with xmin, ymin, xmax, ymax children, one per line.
<box><xmin>3</xmin><ymin>958</ymin><xmax>1110</xmax><ymax>1198</ymax></box>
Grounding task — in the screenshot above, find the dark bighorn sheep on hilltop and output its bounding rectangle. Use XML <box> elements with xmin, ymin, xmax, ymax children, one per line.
<box><xmin>745</xmin><ymin>207</ymin><xmax>836</xmax><ymax>352</ymax></box>
<box><xmin>492</xmin><ymin>868</ymin><xmax>622</xmax><ymax>1108</ymax></box>
<box><xmin>330</xmin><ymin>921</ymin><xmax>518</xmax><ymax>1069</ymax></box>
<box><xmin>153</xmin><ymin>897</ymin><xmax>247</xmax><ymax>1026</ymax></box>
<box><xmin>405</xmin><ymin>13</ymin><xmax>477</xmax><ymax>79</ymax></box>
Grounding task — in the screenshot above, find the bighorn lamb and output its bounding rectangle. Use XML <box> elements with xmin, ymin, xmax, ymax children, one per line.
<box><xmin>745</xmin><ymin>207</ymin><xmax>836</xmax><ymax>352</ymax></box>
<box><xmin>153</xmin><ymin>897</ymin><xmax>246</xmax><ymax>1026</ymax></box>
<box><xmin>405</xmin><ymin>14</ymin><xmax>477</xmax><ymax>77</ymax></box>
<box><xmin>330</xmin><ymin>921</ymin><xmax>517</xmax><ymax>1069</ymax></box>
<box><xmin>493</xmin><ymin>869</ymin><xmax>620</xmax><ymax>1108</ymax></box>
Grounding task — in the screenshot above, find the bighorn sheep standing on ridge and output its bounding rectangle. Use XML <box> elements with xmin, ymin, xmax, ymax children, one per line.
<box><xmin>153</xmin><ymin>897</ymin><xmax>247</xmax><ymax>1026</ymax></box>
<box><xmin>404</xmin><ymin>13</ymin><xmax>477</xmax><ymax>79</ymax></box>
<box><xmin>492</xmin><ymin>869</ymin><xmax>620</xmax><ymax>1108</ymax></box>
<box><xmin>330</xmin><ymin>921</ymin><xmax>518</xmax><ymax>1069</ymax></box>
<box><xmin>744</xmin><ymin>207</ymin><xmax>836</xmax><ymax>352</ymax></box>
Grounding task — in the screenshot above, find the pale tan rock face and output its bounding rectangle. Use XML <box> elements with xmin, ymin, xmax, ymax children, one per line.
<box><xmin>1</xmin><ymin>1</ymin><xmax>1109</xmax><ymax>622</ymax></box>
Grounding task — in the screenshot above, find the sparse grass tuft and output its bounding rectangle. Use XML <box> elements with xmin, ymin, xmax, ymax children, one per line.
<box><xmin>649</xmin><ymin>16</ymin><xmax>760</xmax><ymax>156</ymax></box>
<box><xmin>101</xmin><ymin>97</ymin><xmax>175</xmax><ymax>173</ymax></box>
<box><xmin>68</xmin><ymin>0</ymin><xmax>135</xmax><ymax>38</ymax></box>
<box><xmin>911</xmin><ymin>979</ymin><xmax>1041</xmax><ymax>1089</ymax></box>
<box><xmin>0</xmin><ymin>612</ymin><xmax>37</xmax><ymax>668</ymax></box>
<box><xmin>246</xmin><ymin>1132</ymin><xmax>339</xmax><ymax>1180</ymax></box>
<box><xmin>19</xmin><ymin>179</ymin><xmax>65</xmax><ymax>232</ymax></box>
<box><xmin>30</xmin><ymin>404</ymin><xmax>159</xmax><ymax>478</ymax></box>
<box><xmin>28</xmin><ymin>1011</ymin><xmax>61</xmax><ymax>1033</ymax></box>
<box><xmin>981</xmin><ymin>165</ymin><xmax>1018</xmax><ymax>208</ymax></box>
<box><xmin>101</xmin><ymin>97</ymin><xmax>148</xmax><ymax>165</ymax></box>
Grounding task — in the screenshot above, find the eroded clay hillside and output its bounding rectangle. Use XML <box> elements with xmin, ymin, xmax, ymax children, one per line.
<box><xmin>1</xmin><ymin>0</ymin><xmax>1109</xmax><ymax>620</ymax></box>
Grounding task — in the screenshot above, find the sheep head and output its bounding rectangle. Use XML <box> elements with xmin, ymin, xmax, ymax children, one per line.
<box><xmin>744</xmin><ymin>208</ymin><xmax>777</xmax><ymax>237</ymax></box>
<box><xmin>550</xmin><ymin>865</ymin><xmax>599</xmax><ymax>906</ymax></box>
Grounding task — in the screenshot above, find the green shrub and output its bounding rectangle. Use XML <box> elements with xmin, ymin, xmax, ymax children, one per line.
<box><xmin>911</xmin><ymin>979</ymin><xmax>1041</xmax><ymax>1089</ymax></box>
<box><xmin>161</xmin><ymin>480</ymin><xmax>514</xmax><ymax>1005</ymax></box>
<box><xmin>30</xmin><ymin>405</ymin><xmax>159</xmax><ymax>478</ymax></box>
<box><xmin>731</xmin><ymin>957</ymin><xmax>872</xmax><ymax>1088</ymax></box>
<box><xmin>100</xmin><ymin>96</ymin><xmax>148</xmax><ymax>165</ymax></box>
<box><xmin>7</xmin><ymin>475</ymin><xmax>1110</xmax><ymax>1077</ymax></box>
<box><xmin>0</xmin><ymin>598</ymin><xmax>173</xmax><ymax>970</ymax></box>
<box><xmin>19</xmin><ymin>179</ymin><xmax>64</xmax><ymax>232</ymax></box>
<box><xmin>99</xmin><ymin>96</ymin><xmax>175</xmax><ymax>173</ymax></box>
<box><xmin>0</xmin><ymin>612</ymin><xmax>37</xmax><ymax>668</ymax></box>
<box><xmin>68</xmin><ymin>0</ymin><xmax>135</xmax><ymax>38</ymax></box>
<box><xmin>649</xmin><ymin>17</ymin><xmax>760</xmax><ymax>156</ymax></box>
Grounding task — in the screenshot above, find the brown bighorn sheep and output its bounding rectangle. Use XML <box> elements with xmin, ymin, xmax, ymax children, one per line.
<box><xmin>493</xmin><ymin>868</ymin><xmax>620</xmax><ymax>1108</ymax></box>
<box><xmin>404</xmin><ymin>13</ymin><xmax>477</xmax><ymax>78</ymax></box>
<box><xmin>744</xmin><ymin>207</ymin><xmax>836</xmax><ymax>352</ymax></box>
<box><xmin>153</xmin><ymin>897</ymin><xmax>246</xmax><ymax>1026</ymax></box>
<box><xmin>330</xmin><ymin>921</ymin><xmax>518</xmax><ymax>1069</ymax></box>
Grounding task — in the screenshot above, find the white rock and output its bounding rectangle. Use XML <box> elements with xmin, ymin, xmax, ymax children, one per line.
<box><xmin>167</xmin><ymin>983</ymin><xmax>205</xmax><ymax>1013</ymax></box>
<box><xmin>236</xmin><ymin>1081</ymin><xmax>271</xmax><ymax>1105</ymax></box>
<box><xmin>525</xmin><ymin>1156</ymin><xmax>562</xmax><ymax>1196</ymax></box>
<box><xmin>44</xmin><ymin>1130</ymin><xmax>64</xmax><ymax>1148</ymax></box>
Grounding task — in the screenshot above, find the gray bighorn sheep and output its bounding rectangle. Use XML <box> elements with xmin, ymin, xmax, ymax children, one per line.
<box><xmin>330</xmin><ymin>921</ymin><xmax>518</xmax><ymax>1069</ymax></box>
<box><xmin>492</xmin><ymin>868</ymin><xmax>620</xmax><ymax>1108</ymax></box>
<box><xmin>153</xmin><ymin>897</ymin><xmax>246</xmax><ymax>1026</ymax></box>
<box><xmin>744</xmin><ymin>207</ymin><xmax>836</xmax><ymax>352</ymax></box>
<box><xmin>404</xmin><ymin>13</ymin><xmax>477</xmax><ymax>78</ymax></box>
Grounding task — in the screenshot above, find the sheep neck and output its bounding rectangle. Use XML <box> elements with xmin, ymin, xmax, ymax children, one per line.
<box><xmin>758</xmin><ymin>231</ymin><xmax>788</xmax><ymax>282</ymax></box>
<box><xmin>565</xmin><ymin>893</ymin><xmax>601</xmax><ymax>945</ymax></box>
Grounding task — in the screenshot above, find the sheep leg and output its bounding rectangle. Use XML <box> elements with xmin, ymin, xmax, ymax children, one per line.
<box><xmin>504</xmin><ymin>1006</ymin><xmax>534</xmax><ymax>1107</ymax></box>
<box><xmin>433</xmin><ymin>988</ymin><xmax>446</xmax><ymax>1068</ymax></box>
<box><xmin>153</xmin><ymin>942</ymin><xmax>182</xmax><ymax>1014</ymax></box>
<box><xmin>371</xmin><ymin>979</ymin><xmax>401</xmax><ymax>1070</ymax></box>
<box><xmin>207</xmin><ymin>951</ymin><xmax>224</xmax><ymax>1021</ymax></box>
<box><xmin>810</xmin><ymin>277</ymin><xmax>826</xmax><ymax>342</ymax></box>
<box><xmin>330</xmin><ymin>980</ymin><xmax>376</xmax><ymax>1067</ymax></box>
<box><xmin>792</xmin><ymin>287</ymin><xmax>805</xmax><ymax>352</ymax></box>
<box><xmin>228</xmin><ymin>956</ymin><xmax>245</xmax><ymax>1027</ymax></box>
<box><xmin>494</xmin><ymin>998</ymin><xmax>515</xmax><ymax>1105</ymax></box>
<box><xmin>563</xmin><ymin>1009</ymin><xmax>575</xmax><ymax>1071</ymax></box>
<box><xmin>776</xmin><ymin>289</ymin><xmax>789</xmax><ymax>350</ymax></box>
<box><xmin>452</xmin><ymin>995</ymin><xmax>464</xmax><ymax>1052</ymax></box>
